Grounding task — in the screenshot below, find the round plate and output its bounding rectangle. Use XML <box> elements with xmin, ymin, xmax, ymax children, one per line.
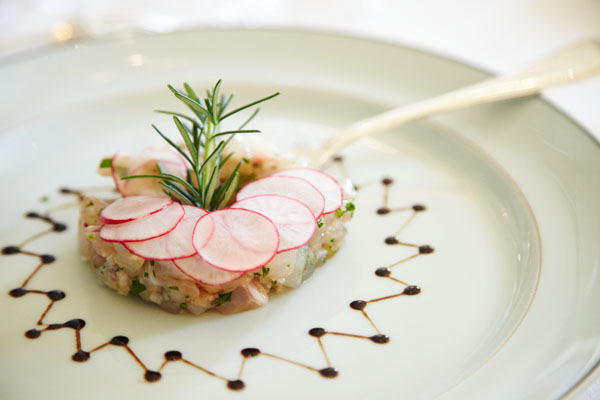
<box><xmin>0</xmin><ymin>29</ymin><xmax>598</xmax><ymax>400</ymax></box>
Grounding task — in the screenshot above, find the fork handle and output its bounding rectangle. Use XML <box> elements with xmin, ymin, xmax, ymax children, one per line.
<box><xmin>314</xmin><ymin>39</ymin><xmax>600</xmax><ymax>167</ymax></box>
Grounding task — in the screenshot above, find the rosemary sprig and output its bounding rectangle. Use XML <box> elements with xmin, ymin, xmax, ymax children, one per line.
<box><xmin>121</xmin><ymin>80</ymin><xmax>279</xmax><ymax>210</ymax></box>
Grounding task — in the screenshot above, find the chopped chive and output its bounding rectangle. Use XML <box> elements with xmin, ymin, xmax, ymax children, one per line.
<box><xmin>180</xmin><ymin>302</ymin><xmax>187</xmax><ymax>310</ymax></box>
<box><xmin>168</xmin><ymin>286</ymin><xmax>179</xmax><ymax>291</ymax></box>
<box><xmin>99</xmin><ymin>158</ymin><xmax>113</xmax><ymax>168</ymax></box>
<box><xmin>317</xmin><ymin>218</ymin><xmax>324</xmax><ymax>228</ymax></box>
<box><xmin>212</xmin><ymin>291</ymin><xmax>233</xmax><ymax>306</ymax></box>
<box><xmin>129</xmin><ymin>279</ymin><xmax>146</xmax><ymax>295</ymax></box>
<box><xmin>144</xmin><ymin>272</ymin><xmax>149</xmax><ymax>277</ymax></box>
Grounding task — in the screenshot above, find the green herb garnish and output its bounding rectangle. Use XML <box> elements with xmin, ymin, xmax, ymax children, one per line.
<box><xmin>212</xmin><ymin>291</ymin><xmax>233</xmax><ymax>306</ymax></box>
<box><xmin>262</xmin><ymin>266</ymin><xmax>270</xmax><ymax>277</ymax></box>
<box><xmin>316</xmin><ymin>218</ymin><xmax>324</xmax><ymax>228</ymax></box>
<box><xmin>150</xmin><ymin>260</ymin><xmax>155</xmax><ymax>266</ymax></box>
<box><xmin>121</xmin><ymin>80</ymin><xmax>279</xmax><ymax>211</ymax></box>
<box><xmin>99</xmin><ymin>158</ymin><xmax>112</xmax><ymax>168</ymax></box>
<box><xmin>180</xmin><ymin>302</ymin><xmax>187</xmax><ymax>310</ymax></box>
<box><xmin>144</xmin><ymin>272</ymin><xmax>149</xmax><ymax>277</ymax></box>
<box><xmin>39</xmin><ymin>195</ymin><xmax>49</xmax><ymax>203</ymax></box>
<box><xmin>168</xmin><ymin>286</ymin><xmax>179</xmax><ymax>291</ymax></box>
<box><xmin>130</xmin><ymin>279</ymin><xmax>146</xmax><ymax>295</ymax></box>
<box><xmin>86</xmin><ymin>201</ymin><xmax>94</xmax><ymax>207</ymax></box>
<box><xmin>335</xmin><ymin>201</ymin><xmax>356</xmax><ymax>218</ymax></box>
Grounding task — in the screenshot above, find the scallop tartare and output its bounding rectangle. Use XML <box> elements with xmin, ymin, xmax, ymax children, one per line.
<box><xmin>78</xmin><ymin>81</ymin><xmax>355</xmax><ymax>314</ymax></box>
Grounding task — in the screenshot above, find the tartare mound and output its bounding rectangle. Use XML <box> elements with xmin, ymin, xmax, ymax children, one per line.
<box><xmin>80</xmin><ymin>146</ymin><xmax>354</xmax><ymax>315</ymax></box>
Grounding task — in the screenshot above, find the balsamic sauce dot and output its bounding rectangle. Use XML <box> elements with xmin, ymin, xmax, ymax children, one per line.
<box><xmin>375</xmin><ymin>267</ymin><xmax>391</xmax><ymax>277</ymax></box>
<box><xmin>46</xmin><ymin>323</ymin><xmax>64</xmax><ymax>331</ymax></box>
<box><xmin>412</xmin><ymin>204</ymin><xmax>426</xmax><ymax>212</ymax></box>
<box><xmin>40</xmin><ymin>254</ymin><xmax>56</xmax><ymax>264</ymax></box>
<box><xmin>164</xmin><ymin>351</ymin><xmax>182</xmax><ymax>361</ymax></box>
<box><xmin>384</xmin><ymin>237</ymin><xmax>399</xmax><ymax>245</ymax></box>
<box><xmin>332</xmin><ymin>155</ymin><xmax>344</xmax><ymax>162</ymax></box>
<box><xmin>308</xmin><ymin>328</ymin><xmax>327</xmax><ymax>337</ymax></box>
<box><xmin>353</xmin><ymin>184</ymin><xmax>360</xmax><ymax>191</ymax></box>
<box><xmin>376</xmin><ymin>207</ymin><xmax>390</xmax><ymax>215</ymax></box>
<box><xmin>227</xmin><ymin>380</ymin><xmax>245</xmax><ymax>390</ymax></box>
<box><xmin>72</xmin><ymin>350</ymin><xmax>90</xmax><ymax>362</ymax></box>
<box><xmin>2</xmin><ymin>246</ymin><xmax>20</xmax><ymax>255</ymax></box>
<box><xmin>59</xmin><ymin>187</ymin><xmax>75</xmax><ymax>194</ymax></box>
<box><xmin>109</xmin><ymin>336</ymin><xmax>129</xmax><ymax>346</ymax></box>
<box><xmin>63</xmin><ymin>319</ymin><xmax>85</xmax><ymax>330</ymax></box>
<box><xmin>319</xmin><ymin>368</ymin><xmax>339</xmax><ymax>378</ymax></box>
<box><xmin>25</xmin><ymin>329</ymin><xmax>41</xmax><ymax>339</ymax></box>
<box><xmin>403</xmin><ymin>285</ymin><xmax>421</xmax><ymax>295</ymax></box>
<box><xmin>350</xmin><ymin>300</ymin><xmax>367</xmax><ymax>310</ymax></box>
<box><xmin>144</xmin><ymin>370</ymin><xmax>162</xmax><ymax>382</ymax></box>
<box><xmin>370</xmin><ymin>334</ymin><xmax>390</xmax><ymax>344</ymax></box>
<box><xmin>382</xmin><ymin>177</ymin><xmax>393</xmax><ymax>185</ymax></box>
<box><xmin>241</xmin><ymin>348</ymin><xmax>261</xmax><ymax>358</ymax></box>
<box><xmin>418</xmin><ymin>245</ymin><xmax>434</xmax><ymax>254</ymax></box>
<box><xmin>46</xmin><ymin>290</ymin><xmax>65</xmax><ymax>301</ymax></box>
<box><xmin>53</xmin><ymin>223</ymin><xmax>67</xmax><ymax>232</ymax></box>
<box><xmin>9</xmin><ymin>288</ymin><xmax>27</xmax><ymax>297</ymax></box>
<box><xmin>25</xmin><ymin>211</ymin><xmax>41</xmax><ymax>218</ymax></box>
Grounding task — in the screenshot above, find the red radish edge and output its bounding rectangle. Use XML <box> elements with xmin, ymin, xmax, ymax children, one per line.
<box><xmin>273</xmin><ymin>167</ymin><xmax>343</xmax><ymax>215</ymax></box>
<box><xmin>231</xmin><ymin>194</ymin><xmax>317</xmax><ymax>253</ymax></box>
<box><xmin>100</xmin><ymin>196</ymin><xmax>173</xmax><ymax>224</ymax></box>
<box><xmin>110</xmin><ymin>152</ymin><xmax>127</xmax><ymax>197</ymax></box>
<box><xmin>235</xmin><ymin>175</ymin><xmax>325</xmax><ymax>218</ymax></box>
<box><xmin>192</xmin><ymin>208</ymin><xmax>279</xmax><ymax>272</ymax></box>
<box><xmin>121</xmin><ymin>205</ymin><xmax>207</xmax><ymax>260</ymax></box>
<box><xmin>99</xmin><ymin>202</ymin><xmax>184</xmax><ymax>243</ymax></box>
<box><xmin>172</xmin><ymin>256</ymin><xmax>244</xmax><ymax>285</ymax></box>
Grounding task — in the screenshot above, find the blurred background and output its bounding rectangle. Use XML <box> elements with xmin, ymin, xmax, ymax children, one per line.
<box><xmin>1</xmin><ymin>0</ymin><xmax>599</xmax><ymax>141</ymax></box>
<box><xmin>1</xmin><ymin>1</ymin><xmax>599</xmax><ymax>397</ymax></box>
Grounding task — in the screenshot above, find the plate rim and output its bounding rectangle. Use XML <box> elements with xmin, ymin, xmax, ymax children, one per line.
<box><xmin>1</xmin><ymin>26</ymin><xmax>599</xmax><ymax>398</ymax></box>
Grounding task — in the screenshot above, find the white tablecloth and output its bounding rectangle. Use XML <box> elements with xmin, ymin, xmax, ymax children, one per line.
<box><xmin>1</xmin><ymin>1</ymin><xmax>599</xmax><ymax>398</ymax></box>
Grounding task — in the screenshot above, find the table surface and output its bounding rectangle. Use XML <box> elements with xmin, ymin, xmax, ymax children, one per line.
<box><xmin>1</xmin><ymin>1</ymin><xmax>599</xmax><ymax>398</ymax></box>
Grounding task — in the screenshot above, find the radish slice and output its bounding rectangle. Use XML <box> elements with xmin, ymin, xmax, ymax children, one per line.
<box><xmin>235</xmin><ymin>176</ymin><xmax>325</xmax><ymax>218</ymax></box>
<box><xmin>231</xmin><ymin>195</ymin><xmax>316</xmax><ymax>252</ymax></box>
<box><xmin>122</xmin><ymin>150</ymin><xmax>188</xmax><ymax>196</ymax></box>
<box><xmin>111</xmin><ymin>150</ymin><xmax>188</xmax><ymax>197</ymax></box>
<box><xmin>100</xmin><ymin>202</ymin><xmax>184</xmax><ymax>242</ymax></box>
<box><xmin>111</xmin><ymin>152</ymin><xmax>139</xmax><ymax>196</ymax></box>
<box><xmin>122</xmin><ymin>205</ymin><xmax>207</xmax><ymax>260</ymax></box>
<box><xmin>192</xmin><ymin>208</ymin><xmax>279</xmax><ymax>272</ymax></box>
<box><xmin>273</xmin><ymin>168</ymin><xmax>343</xmax><ymax>214</ymax></box>
<box><xmin>173</xmin><ymin>255</ymin><xmax>244</xmax><ymax>285</ymax></box>
<box><xmin>100</xmin><ymin>196</ymin><xmax>172</xmax><ymax>224</ymax></box>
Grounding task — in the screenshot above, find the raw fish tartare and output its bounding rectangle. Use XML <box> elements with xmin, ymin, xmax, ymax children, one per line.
<box><xmin>78</xmin><ymin>81</ymin><xmax>354</xmax><ymax>315</ymax></box>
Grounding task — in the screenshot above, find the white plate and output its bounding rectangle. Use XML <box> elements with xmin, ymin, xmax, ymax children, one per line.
<box><xmin>0</xmin><ymin>29</ymin><xmax>599</xmax><ymax>400</ymax></box>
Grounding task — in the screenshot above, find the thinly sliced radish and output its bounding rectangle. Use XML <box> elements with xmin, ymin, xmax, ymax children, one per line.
<box><xmin>111</xmin><ymin>149</ymin><xmax>189</xmax><ymax>197</ymax></box>
<box><xmin>173</xmin><ymin>255</ymin><xmax>244</xmax><ymax>285</ymax></box>
<box><xmin>273</xmin><ymin>168</ymin><xmax>343</xmax><ymax>214</ymax></box>
<box><xmin>231</xmin><ymin>194</ymin><xmax>316</xmax><ymax>252</ymax></box>
<box><xmin>100</xmin><ymin>196</ymin><xmax>172</xmax><ymax>224</ymax></box>
<box><xmin>111</xmin><ymin>152</ymin><xmax>139</xmax><ymax>196</ymax></box>
<box><xmin>100</xmin><ymin>202</ymin><xmax>184</xmax><ymax>243</ymax></box>
<box><xmin>235</xmin><ymin>176</ymin><xmax>325</xmax><ymax>218</ymax></box>
<box><xmin>122</xmin><ymin>205</ymin><xmax>207</xmax><ymax>260</ymax></box>
<box><xmin>192</xmin><ymin>208</ymin><xmax>279</xmax><ymax>272</ymax></box>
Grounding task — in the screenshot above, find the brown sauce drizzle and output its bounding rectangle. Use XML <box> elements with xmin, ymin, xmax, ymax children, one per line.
<box><xmin>3</xmin><ymin>174</ymin><xmax>435</xmax><ymax>392</ymax></box>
